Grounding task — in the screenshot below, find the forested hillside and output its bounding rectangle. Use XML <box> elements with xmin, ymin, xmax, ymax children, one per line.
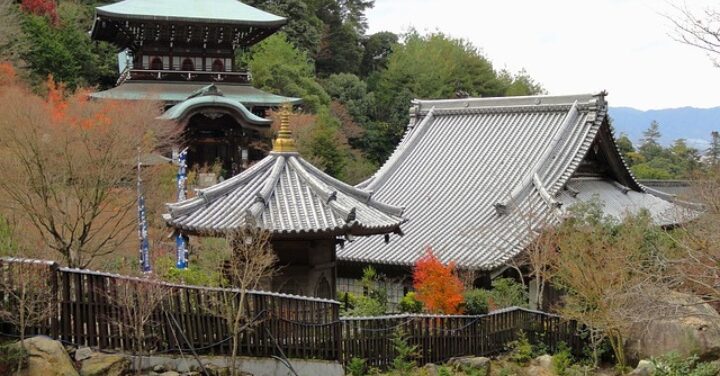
<box><xmin>0</xmin><ymin>0</ymin><xmax>543</xmax><ymax>183</ymax></box>
<box><xmin>615</xmin><ymin>120</ymin><xmax>720</xmax><ymax>180</ymax></box>
<box><xmin>610</xmin><ymin>106</ymin><xmax>720</xmax><ymax>149</ymax></box>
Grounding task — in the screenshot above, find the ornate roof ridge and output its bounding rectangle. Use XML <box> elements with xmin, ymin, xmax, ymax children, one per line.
<box><xmin>412</xmin><ymin>92</ymin><xmax>605</xmax><ymax>114</ymax></box>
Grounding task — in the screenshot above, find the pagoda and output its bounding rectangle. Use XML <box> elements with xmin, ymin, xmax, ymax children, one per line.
<box><xmin>90</xmin><ymin>0</ymin><xmax>301</xmax><ymax>176</ymax></box>
<box><xmin>163</xmin><ymin>108</ymin><xmax>406</xmax><ymax>298</ymax></box>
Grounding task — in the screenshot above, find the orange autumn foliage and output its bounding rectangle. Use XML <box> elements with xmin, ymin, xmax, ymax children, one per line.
<box><xmin>412</xmin><ymin>247</ymin><xmax>464</xmax><ymax>314</ymax></box>
<box><xmin>0</xmin><ymin>62</ymin><xmax>16</xmax><ymax>86</ymax></box>
<box><xmin>20</xmin><ymin>0</ymin><xmax>58</xmax><ymax>25</ymax></box>
<box><xmin>0</xmin><ymin>73</ymin><xmax>181</xmax><ymax>268</ymax></box>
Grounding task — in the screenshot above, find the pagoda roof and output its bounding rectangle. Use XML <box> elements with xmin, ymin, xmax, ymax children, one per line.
<box><xmin>337</xmin><ymin>93</ymin><xmax>693</xmax><ymax>270</ymax></box>
<box><xmin>164</xmin><ymin>151</ymin><xmax>406</xmax><ymax>238</ymax></box>
<box><xmin>90</xmin><ymin>81</ymin><xmax>301</xmax><ymax>107</ymax></box>
<box><xmin>94</xmin><ymin>0</ymin><xmax>286</xmax><ymax>26</ymax></box>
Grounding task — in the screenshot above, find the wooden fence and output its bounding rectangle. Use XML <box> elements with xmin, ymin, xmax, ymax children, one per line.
<box><xmin>0</xmin><ymin>258</ymin><xmax>582</xmax><ymax>368</ymax></box>
<box><xmin>341</xmin><ymin>309</ymin><xmax>582</xmax><ymax>368</ymax></box>
<box><xmin>0</xmin><ymin>258</ymin><xmax>340</xmax><ymax>361</ymax></box>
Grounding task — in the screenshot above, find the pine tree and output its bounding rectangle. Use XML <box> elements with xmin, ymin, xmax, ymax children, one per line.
<box><xmin>641</xmin><ymin>120</ymin><xmax>662</xmax><ymax>146</ymax></box>
<box><xmin>708</xmin><ymin>131</ymin><xmax>720</xmax><ymax>166</ymax></box>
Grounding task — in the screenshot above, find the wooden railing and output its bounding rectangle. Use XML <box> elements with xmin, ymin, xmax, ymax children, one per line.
<box><xmin>341</xmin><ymin>309</ymin><xmax>582</xmax><ymax>368</ymax></box>
<box><xmin>0</xmin><ymin>258</ymin><xmax>340</xmax><ymax>361</ymax></box>
<box><xmin>119</xmin><ymin>69</ymin><xmax>251</xmax><ymax>84</ymax></box>
<box><xmin>0</xmin><ymin>258</ymin><xmax>582</xmax><ymax>367</ymax></box>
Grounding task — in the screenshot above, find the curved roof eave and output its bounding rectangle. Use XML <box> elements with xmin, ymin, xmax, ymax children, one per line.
<box><xmin>94</xmin><ymin>0</ymin><xmax>287</xmax><ymax>27</ymax></box>
<box><xmin>164</xmin><ymin>152</ymin><xmax>406</xmax><ymax>239</ymax></box>
<box><xmin>161</xmin><ymin>95</ymin><xmax>271</xmax><ymax>126</ymax></box>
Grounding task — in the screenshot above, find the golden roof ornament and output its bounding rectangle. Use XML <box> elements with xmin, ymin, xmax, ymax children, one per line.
<box><xmin>272</xmin><ymin>103</ymin><xmax>296</xmax><ymax>152</ymax></box>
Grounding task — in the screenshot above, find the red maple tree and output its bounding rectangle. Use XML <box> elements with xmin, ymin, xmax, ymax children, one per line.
<box><xmin>20</xmin><ymin>0</ymin><xmax>58</xmax><ymax>25</ymax></box>
<box><xmin>412</xmin><ymin>247</ymin><xmax>464</xmax><ymax>314</ymax></box>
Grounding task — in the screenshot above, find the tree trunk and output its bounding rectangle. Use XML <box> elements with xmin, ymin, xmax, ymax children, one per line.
<box><xmin>230</xmin><ymin>335</ymin><xmax>239</xmax><ymax>376</ymax></box>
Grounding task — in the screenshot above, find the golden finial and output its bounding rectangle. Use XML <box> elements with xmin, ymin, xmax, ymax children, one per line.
<box><xmin>272</xmin><ymin>103</ymin><xmax>296</xmax><ymax>153</ymax></box>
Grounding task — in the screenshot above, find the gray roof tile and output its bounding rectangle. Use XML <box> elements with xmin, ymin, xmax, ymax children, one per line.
<box><xmin>339</xmin><ymin>93</ymin><xmax>687</xmax><ymax>270</ymax></box>
<box><xmin>165</xmin><ymin>152</ymin><xmax>406</xmax><ymax>237</ymax></box>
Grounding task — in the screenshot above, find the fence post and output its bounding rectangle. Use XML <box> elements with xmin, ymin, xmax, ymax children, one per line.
<box><xmin>333</xmin><ymin>303</ymin><xmax>342</xmax><ymax>363</ymax></box>
<box><xmin>50</xmin><ymin>262</ymin><xmax>60</xmax><ymax>339</ymax></box>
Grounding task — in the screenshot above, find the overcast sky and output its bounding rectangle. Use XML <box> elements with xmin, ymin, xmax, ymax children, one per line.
<box><xmin>367</xmin><ymin>0</ymin><xmax>720</xmax><ymax>110</ymax></box>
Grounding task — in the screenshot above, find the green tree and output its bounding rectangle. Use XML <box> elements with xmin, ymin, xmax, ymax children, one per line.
<box><xmin>298</xmin><ymin>108</ymin><xmax>348</xmax><ymax>177</ymax></box>
<box><xmin>368</xmin><ymin>31</ymin><xmax>543</xmax><ymax>163</ymax></box>
<box><xmin>616</xmin><ymin>133</ymin><xmax>635</xmax><ymax>155</ymax></box>
<box><xmin>707</xmin><ymin>131</ymin><xmax>720</xmax><ymax>166</ymax></box>
<box><xmin>245</xmin><ymin>0</ymin><xmax>323</xmax><ymax>56</ymax></box>
<box><xmin>316</xmin><ymin>17</ymin><xmax>363</xmax><ymax>75</ymax></box>
<box><xmin>497</xmin><ymin>68</ymin><xmax>545</xmax><ymax>96</ymax></box>
<box><xmin>20</xmin><ymin>2</ymin><xmax>116</xmax><ymax>90</ymax></box>
<box><xmin>359</xmin><ymin>31</ymin><xmax>397</xmax><ymax>77</ymax></box>
<box><xmin>670</xmin><ymin>138</ymin><xmax>700</xmax><ymax>174</ymax></box>
<box><xmin>322</xmin><ymin>73</ymin><xmax>375</xmax><ymax>128</ymax></box>
<box><xmin>616</xmin><ymin>133</ymin><xmax>639</xmax><ymax>166</ymax></box>
<box><xmin>242</xmin><ymin>33</ymin><xmax>330</xmax><ymax>112</ymax></box>
<box><xmin>641</xmin><ymin>120</ymin><xmax>662</xmax><ymax>145</ymax></box>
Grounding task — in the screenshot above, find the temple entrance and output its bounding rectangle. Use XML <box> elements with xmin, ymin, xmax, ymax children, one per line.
<box><xmin>185</xmin><ymin>112</ymin><xmax>246</xmax><ymax>178</ymax></box>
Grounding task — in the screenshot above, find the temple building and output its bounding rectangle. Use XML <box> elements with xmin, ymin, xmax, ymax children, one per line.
<box><xmin>163</xmin><ymin>108</ymin><xmax>406</xmax><ymax>299</ymax></box>
<box><xmin>89</xmin><ymin>0</ymin><xmax>300</xmax><ymax>176</ymax></box>
<box><xmin>336</xmin><ymin>93</ymin><xmax>693</xmax><ymax>305</ymax></box>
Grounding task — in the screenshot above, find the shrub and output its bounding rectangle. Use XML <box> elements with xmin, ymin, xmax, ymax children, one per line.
<box><xmin>341</xmin><ymin>267</ymin><xmax>389</xmax><ymax>317</ymax></box>
<box><xmin>652</xmin><ymin>353</ymin><xmax>720</xmax><ymax>376</ymax></box>
<box><xmin>552</xmin><ymin>342</ymin><xmax>573</xmax><ymax>376</ymax></box>
<box><xmin>398</xmin><ymin>292</ymin><xmax>423</xmax><ymax>313</ymax></box>
<box><xmin>463</xmin><ymin>289</ymin><xmax>490</xmax><ymax>315</ymax></box>
<box><xmin>390</xmin><ymin>328</ymin><xmax>419</xmax><ymax>375</ymax></box>
<box><xmin>489</xmin><ymin>278</ymin><xmax>527</xmax><ymax>309</ymax></box>
<box><xmin>346</xmin><ymin>357</ymin><xmax>367</xmax><ymax>376</ymax></box>
<box><xmin>0</xmin><ymin>342</ymin><xmax>27</xmax><ymax>375</ymax></box>
<box><xmin>507</xmin><ymin>331</ymin><xmax>533</xmax><ymax>365</ymax></box>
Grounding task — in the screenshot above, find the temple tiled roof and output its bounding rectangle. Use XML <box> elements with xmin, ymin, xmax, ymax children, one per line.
<box><xmin>337</xmin><ymin>93</ymin><xmax>690</xmax><ymax>270</ymax></box>
<box><xmin>94</xmin><ymin>0</ymin><xmax>286</xmax><ymax>26</ymax></box>
<box><xmin>164</xmin><ymin>111</ymin><xmax>406</xmax><ymax>238</ymax></box>
<box><xmin>90</xmin><ymin>81</ymin><xmax>301</xmax><ymax>107</ymax></box>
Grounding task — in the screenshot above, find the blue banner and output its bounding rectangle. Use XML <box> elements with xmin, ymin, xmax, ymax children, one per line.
<box><xmin>176</xmin><ymin>148</ymin><xmax>189</xmax><ymax>269</ymax></box>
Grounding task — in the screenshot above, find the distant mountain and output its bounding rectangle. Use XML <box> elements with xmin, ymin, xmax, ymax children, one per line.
<box><xmin>608</xmin><ymin>106</ymin><xmax>720</xmax><ymax>151</ymax></box>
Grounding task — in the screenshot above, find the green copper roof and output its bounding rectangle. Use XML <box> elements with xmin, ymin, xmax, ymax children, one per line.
<box><xmin>89</xmin><ymin>81</ymin><xmax>302</xmax><ymax>107</ymax></box>
<box><xmin>95</xmin><ymin>0</ymin><xmax>286</xmax><ymax>26</ymax></box>
<box><xmin>161</xmin><ymin>95</ymin><xmax>271</xmax><ymax>126</ymax></box>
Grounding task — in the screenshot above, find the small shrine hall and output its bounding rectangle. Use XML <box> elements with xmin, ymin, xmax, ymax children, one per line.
<box><xmin>163</xmin><ymin>108</ymin><xmax>406</xmax><ymax>299</ymax></box>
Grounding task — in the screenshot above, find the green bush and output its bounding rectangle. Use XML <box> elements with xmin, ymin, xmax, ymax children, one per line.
<box><xmin>346</xmin><ymin>357</ymin><xmax>367</xmax><ymax>376</ymax></box>
<box><xmin>507</xmin><ymin>331</ymin><xmax>533</xmax><ymax>365</ymax></box>
<box><xmin>437</xmin><ymin>365</ymin><xmax>453</xmax><ymax>376</ymax></box>
<box><xmin>463</xmin><ymin>289</ymin><xmax>490</xmax><ymax>315</ymax></box>
<box><xmin>398</xmin><ymin>292</ymin><xmax>423</xmax><ymax>313</ymax></box>
<box><xmin>652</xmin><ymin>353</ymin><xmax>720</xmax><ymax>376</ymax></box>
<box><xmin>461</xmin><ymin>364</ymin><xmax>488</xmax><ymax>376</ymax></box>
<box><xmin>552</xmin><ymin>342</ymin><xmax>573</xmax><ymax>376</ymax></box>
<box><xmin>341</xmin><ymin>267</ymin><xmax>389</xmax><ymax>317</ymax></box>
<box><xmin>0</xmin><ymin>342</ymin><xmax>27</xmax><ymax>375</ymax></box>
<box><xmin>489</xmin><ymin>278</ymin><xmax>527</xmax><ymax>309</ymax></box>
<box><xmin>390</xmin><ymin>328</ymin><xmax>419</xmax><ymax>375</ymax></box>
